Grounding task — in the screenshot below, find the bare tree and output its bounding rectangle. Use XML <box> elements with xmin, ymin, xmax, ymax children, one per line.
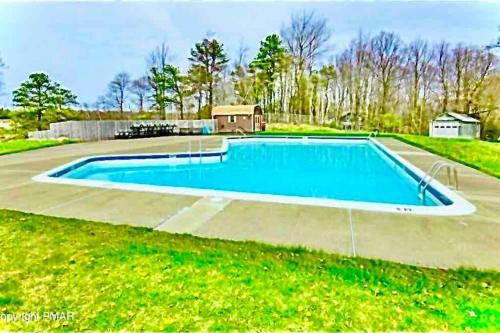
<box><xmin>230</xmin><ymin>41</ymin><xmax>253</xmax><ymax>106</ymax></box>
<box><xmin>451</xmin><ymin>44</ymin><xmax>468</xmax><ymax>110</ymax></box>
<box><xmin>460</xmin><ymin>47</ymin><xmax>496</xmax><ymax>113</ymax></box>
<box><xmin>433</xmin><ymin>43</ymin><xmax>496</xmax><ymax>115</ymax></box>
<box><xmin>370</xmin><ymin>31</ymin><xmax>402</xmax><ymax>116</ymax></box>
<box><xmin>146</xmin><ymin>42</ymin><xmax>172</xmax><ymax>117</ymax></box>
<box><xmin>147</xmin><ymin>42</ymin><xmax>171</xmax><ymax>70</ymax></box>
<box><xmin>95</xmin><ymin>95</ymin><xmax>110</xmax><ymax>112</ymax></box>
<box><xmin>281</xmin><ymin>10</ymin><xmax>331</xmax><ymax>114</ymax></box>
<box><xmin>435</xmin><ymin>41</ymin><xmax>451</xmax><ymax>113</ymax></box>
<box><xmin>234</xmin><ymin>40</ymin><xmax>249</xmax><ymax>69</ymax></box>
<box><xmin>404</xmin><ymin>39</ymin><xmax>435</xmax><ymax>133</ymax></box>
<box><xmin>130</xmin><ymin>76</ymin><xmax>150</xmax><ymax>112</ymax></box>
<box><xmin>281</xmin><ymin>10</ymin><xmax>331</xmax><ymax>71</ymax></box>
<box><xmin>336</xmin><ymin>32</ymin><xmax>373</xmax><ymax>122</ymax></box>
<box><xmin>106</xmin><ymin>72</ymin><xmax>131</xmax><ymax>115</ymax></box>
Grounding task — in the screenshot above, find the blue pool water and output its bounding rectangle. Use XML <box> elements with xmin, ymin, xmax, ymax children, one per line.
<box><xmin>59</xmin><ymin>140</ymin><xmax>439</xmax><ymax>206</ymax></box>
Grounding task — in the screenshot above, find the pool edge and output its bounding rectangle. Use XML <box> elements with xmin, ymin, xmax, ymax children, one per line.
<box><xmin>32</xmin><ymin>136</ymin><xmax>476</xmax><ymax>216</ymax></box>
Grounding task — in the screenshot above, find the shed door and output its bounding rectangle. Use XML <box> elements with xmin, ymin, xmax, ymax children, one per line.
<box><xmin>255</xmin><ymin>115</ymin><xmax>261</xmax><ymax>132</ymax></box>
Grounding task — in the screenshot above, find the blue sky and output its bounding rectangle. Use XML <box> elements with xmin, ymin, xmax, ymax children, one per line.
<box><xmin>0</xmin><ymin>1</ymin><xmax>499</xmax><ymax>107</ymax></box>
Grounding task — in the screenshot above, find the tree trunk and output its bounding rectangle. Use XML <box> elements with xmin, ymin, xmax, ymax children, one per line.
<box><xmin>179</xmin><ymin>91</ymin><xmax>184</xmax><ymax>120</ymax></box>
<box><xmin>139</xmin><ymin>95</ymin><xmax>144</xmax><ymax>112</ymax></box>
<box><xmin>208</xmin><ymin>78</ymin><xmax>214</xmax><ymax>117</ymax></box>
<box><xmin>197</xmin><ymin>91</ymin><xmax>203</xmax><ymax>120</ymax></box>
<box><xmin>37</xmin><ymin>108</ymin><xmax>42</xmax><ymax>130</ymax></box>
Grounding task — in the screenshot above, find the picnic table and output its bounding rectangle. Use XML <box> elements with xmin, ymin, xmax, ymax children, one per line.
<box><xmin>115</xmin><ymin>123</ymin><xmax>177</xmax><ymax>139</ymax></box>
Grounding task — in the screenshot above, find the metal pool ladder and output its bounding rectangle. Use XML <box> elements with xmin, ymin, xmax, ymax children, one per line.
<box><xmin>235</xmin><ymin>128</ymin><xmax>247</xmax><ymax>136</ymax></box>
<box><xmin>418</xmin><ymin>161</ymin><xmax>459</xmax><ymax>200</ymax></box>
<box><xmin>187</xmin><ymin>137</ymin><xmax>204</xmax><ymax>164</ymax></box>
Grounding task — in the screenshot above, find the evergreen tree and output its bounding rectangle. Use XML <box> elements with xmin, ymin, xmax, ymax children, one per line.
<box><xmin>250</xmin><ymin>34</ymin><xmax>288</xmax><ymax>113</ymax></box>
<box><xmin>164</xmin><ymin>65</ymin><xmax>190</xmax><ymax>120</ymax></box>
<box><xmin>148</xmin><ymin>67</ymin><xmax>168</xmax><ymax>119</ymax></box>
<box><xmin>189</xmin><ymin>38</ymin><xmax>229</xmax><ymax>116</ymax></box>
<box><xmin>12</xmin><ymin>73</ymin><xmax>77</xmax><ymax>129</ymax></box>
<box><xmin>188</xmin><ymin>65</ymin><xmax>208</xmax><ymax>119</ymax></box>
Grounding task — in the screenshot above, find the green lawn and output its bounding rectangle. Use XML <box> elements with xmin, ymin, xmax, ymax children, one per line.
<box><xmin>0</xmin><ymin>139</ymin><xmax>74</xmax><ymax>156</ymax></box>
<box><xmin>0</xmin><ymin>210</ymin><xmax>498</xmax><ymax>331</ymax></box>
<box><xmin>262</xmin><ymin>123</ymin><xmax>373</xmax><ymax>136</ymax></box>
<box><xmin>395</xmin><ymin>135</ymin><xmax>500</xmax><ymax>178</ymax></box>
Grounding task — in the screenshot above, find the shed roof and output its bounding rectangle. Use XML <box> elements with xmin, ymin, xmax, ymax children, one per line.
<box><xmin>434</xmin><ymin>112</ymin><xmax>480</xmax><ymax>123</ymax></box>
<box><xmin>212</xmin><ymin>105</ymin><xmax>259</xmax><ymax>116</ymax></box>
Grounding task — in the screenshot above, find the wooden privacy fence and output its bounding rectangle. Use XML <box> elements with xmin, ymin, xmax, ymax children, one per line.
<box><xmin>28</xmin><ymin>120</ymin><xmax>218</xmax><ymax>141</ymax></box>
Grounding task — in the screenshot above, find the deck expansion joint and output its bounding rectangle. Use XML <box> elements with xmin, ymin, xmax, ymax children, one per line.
<box><xmin>0</xmin><ymin>169</ymin><xmax>44</xmax><ymax>174</ymax></box>
<box><xmin>348</xmin><ymin>209</ymin><xmax>357</xmax><ymax>257</ymax></box>
<box><xmin>155</xmin><ymin>196</ymin><xmax>232</xmax><ymax>233</ymax></box>
<box><xmin>39</xmin><ymin>189</ymin><xmax>111</xmax><ymax>214</ymax></box>
<box><xmin>0</xmin><ymin>181</ymin><xmax>36</xmax><ymax>192</ymax></box>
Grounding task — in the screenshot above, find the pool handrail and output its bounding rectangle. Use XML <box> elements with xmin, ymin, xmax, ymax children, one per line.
<box><xmin>235</xmin><ymin>128</ymin><xmax>247</xmax><ymax>136</ymax></box>
<box><xmin>419</xmin><ymin>161</ymin><xmax>459</xmax><ymax>200</ymax></box>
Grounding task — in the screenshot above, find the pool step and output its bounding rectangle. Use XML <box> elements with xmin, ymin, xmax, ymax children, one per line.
<box><xmin>155</xmin><ymin>196</ymin><xmax>232</xmax><ymax>233</ymax></box>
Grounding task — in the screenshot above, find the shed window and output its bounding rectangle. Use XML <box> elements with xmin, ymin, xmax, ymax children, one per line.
<box><xmin>228</xmin><ymin>115</ymin><xmax>237</xmax><ymax>123</ymax></box>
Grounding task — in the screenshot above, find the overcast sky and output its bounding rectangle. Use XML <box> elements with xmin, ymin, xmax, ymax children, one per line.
<box><xmin>0</xmin><ymin>1</ymin><xmax>499</xmax><ymax>107</ymax></box>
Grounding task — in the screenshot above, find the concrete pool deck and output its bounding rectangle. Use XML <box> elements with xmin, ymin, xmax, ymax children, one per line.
<box><xmin>0</xmin><ymin>136</ymin><xmax>499</xmax><ymax>270</ymax></box>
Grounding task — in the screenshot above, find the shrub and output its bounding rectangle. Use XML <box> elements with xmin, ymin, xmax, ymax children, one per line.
<box><xmin>0</xmin><ymin>108</ymin><xmax>12</xmax><ymax>119</ymax></box>
<box><xmin>9</xmin><ymin>109</ymin><xmax>38</xmax><ymax>138</ymax></box>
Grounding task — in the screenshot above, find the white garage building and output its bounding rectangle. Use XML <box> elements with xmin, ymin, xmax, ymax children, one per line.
<box><xmin>429</xmin><ymin>112</ymin><xmax>481</xmax><ymax>139</ymax></box>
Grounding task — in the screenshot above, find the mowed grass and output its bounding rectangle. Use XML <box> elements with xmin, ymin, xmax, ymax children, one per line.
<box><xmin>0</xmin><ymin>139</ymin><xmax>74</xmax><ymax>156</ymax></box>
<box><xmin>0</xmin><ymin>210</ymin><xmax>498</xmax><ymax>331</ymax></box>
<box><xmin>396</xmin><ymin>135</ymin><xmax>500</xmax><ymax>178</ymax></box>
<box><xmin>263</xmin><ymin>123</ymin><xmax>372</xmax><ymax>136</ymax></box>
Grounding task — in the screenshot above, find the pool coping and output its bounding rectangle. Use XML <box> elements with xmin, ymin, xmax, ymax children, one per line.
<box><xmin>32</xmin><ymin>136</ymin><xmax>476</xmax><ymax>216</ymax></box>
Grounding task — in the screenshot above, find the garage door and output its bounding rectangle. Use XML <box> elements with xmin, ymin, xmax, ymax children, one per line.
<box><xmin>433</xmin><ymin>125</ymin><xmax>459</xmax><ymax>137</ymax></box>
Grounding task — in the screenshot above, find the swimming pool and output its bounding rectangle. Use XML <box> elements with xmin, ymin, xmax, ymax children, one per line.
<box><xmin>33</xmin><ymin>137</ymin><xmax>475</xmax><ymax>215</ymax></box>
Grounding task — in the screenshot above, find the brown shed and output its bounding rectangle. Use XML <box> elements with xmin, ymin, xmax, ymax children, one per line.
<box><xmin>212</xmin><ymin>105</ymin><xmax>263</xmax><ymax>133</ymax></box>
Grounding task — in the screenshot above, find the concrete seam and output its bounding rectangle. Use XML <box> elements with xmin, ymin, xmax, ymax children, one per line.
<box><xmin>349</xmin><ymin>209</ymin><xmax>357</xmax><ymax>257</ymax></box>
<box><xmin>154</xmin><ymin>206</ymin><xmax>191</xmax><ymax>230</ymax></box>
<box><xmin>39</xmin><ymin>189</ymin><xmax>110</xmax><ymax>214</ymax></box>
<box><xmin>0</xmin><ymin>181</ymin><xmax>35</xmax><ymax>192</ymax></box>
<box><xmin>154</xmin><ymin>196</ymin><xmax>231</xmax><ymax>232</ymax></box>
<box><xmin>0</xmin><ymin>169</ymin><xmax>44</xmax><ymax>174</ymax></box>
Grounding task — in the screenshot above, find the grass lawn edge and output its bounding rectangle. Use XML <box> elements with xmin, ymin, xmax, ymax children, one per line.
<box><xmin>0</xmin><ymin>139</ymin><xmax>77</xmax><ymax>156</ymax></box>
<box><xmin>392</xmin><ymin>135</ymin><xmax>500</xmax><ymax>179</ymax></box>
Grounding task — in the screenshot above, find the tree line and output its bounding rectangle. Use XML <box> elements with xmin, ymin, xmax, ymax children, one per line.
<box><xmin>96</xmin><ymin>11</ymin><xmax>498</xmax><ymax>135</ymax></box>
<box><xmin>2</xmin><ymin>11</ymin><xmax>499</xmax><ymax>137</ymax></box>
<box><xmin>96</xmin><ymin>38</ymin><xmax>229</xmax><ymax>121</ymax></box>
